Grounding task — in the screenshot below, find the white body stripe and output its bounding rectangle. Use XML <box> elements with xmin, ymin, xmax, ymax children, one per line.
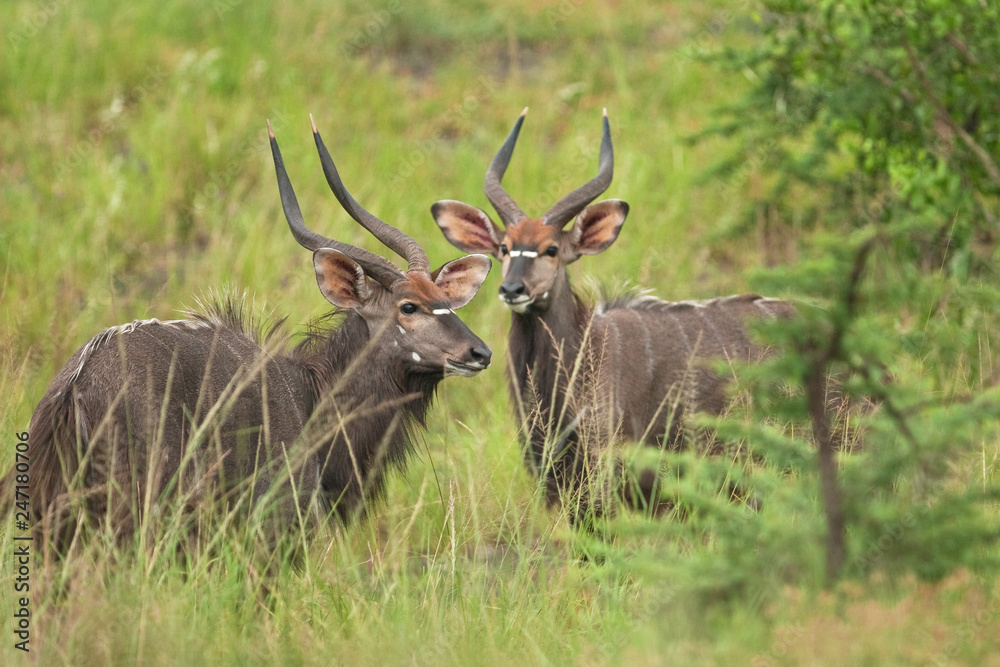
<box><xmin>69</xmin><ymin>317</ymin><xmax>208</xmax><ymax>384</ymax></box>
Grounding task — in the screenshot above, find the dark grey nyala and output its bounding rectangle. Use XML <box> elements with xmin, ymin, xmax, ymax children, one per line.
<box><xmin>3</xmin><ymin>119</ymin><xmax>493</xmax><ymax>558</ymax></box>
<box><xmin>433</xmin><ymin>109</ymin><xmax>793</xmax><ymax>518</ymax></box>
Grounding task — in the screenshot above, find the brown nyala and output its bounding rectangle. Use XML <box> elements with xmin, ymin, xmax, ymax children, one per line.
<box><xmin>4</xmin><ymin>117</ymin><xmax>493</xmax><ymax>559</ymax></box>
<box><xmin>432</xmin><ymin>109</ymin><xmax>793</xmax><ymax>520</ymax></box>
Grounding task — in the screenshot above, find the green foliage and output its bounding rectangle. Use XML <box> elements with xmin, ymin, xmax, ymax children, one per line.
<box><xmin>678</xmin><ymin>0</ymin><xmax>1000</xmax><ymax>591</ymax></box>
<box><xmin>706</xmin><ymin>0</ymin><xmax>1000</xmax><ymax>270</ymax></box>
<box><xmin>1</xmin><ymin>0</ymin><xmax>999</xmax><ymax>663</ymax></box>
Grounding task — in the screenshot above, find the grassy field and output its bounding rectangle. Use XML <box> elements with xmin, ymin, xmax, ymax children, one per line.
<box><xmin>1</xmin><ymin>1</ymin><xmax>998</xmax><ymax>664</ymax></box>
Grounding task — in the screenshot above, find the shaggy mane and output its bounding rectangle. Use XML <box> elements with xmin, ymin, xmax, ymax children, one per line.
<box><xmin>185</xmin><ymin>289</ymin><xmax>289</xmax><ymax>346</ymax></box>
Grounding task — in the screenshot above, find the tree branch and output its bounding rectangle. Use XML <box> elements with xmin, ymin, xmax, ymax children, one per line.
<box><xmin>857</xmin><ymin>64</ymin><xmax>916</xmax><ymax>105</ymax></box>
<box><xmin>809</xmin><ymin>238</ymin><xmax>874</xmax><ymax>584</ymax></box>
<box><xmin>902</xmin><ymin>36</ymin><xmax>1000</xmax><ymax>189</ymax></box>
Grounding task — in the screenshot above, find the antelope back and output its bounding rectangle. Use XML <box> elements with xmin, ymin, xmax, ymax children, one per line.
<box><xmin>13</xmin><ymin>118</ymin><xmax>496</xmax><ymax>556</ymax></box>
<box><xmin>584</xmin><ymin>293</ymin><xmax>795</xmax><ymax>444</ymax></box>
<box><xmin>25</xmin><ymin>308</ymin><xmax>317</xmax><ymax>552</ymax></box>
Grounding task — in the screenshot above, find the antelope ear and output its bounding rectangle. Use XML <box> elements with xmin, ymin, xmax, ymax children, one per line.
<box><xmin>431</xmin><ymin>254</ymin><xmax>492</xmax><ymax>309</ymax></box>
<box><xmin>431</xmin><ymin>200</ymin><xmax>503</xmax><ymax>257</ymax></box>
<box><xmin>568</xmin><ymin>199</ymin><xmax>629</xmax><ymax>256</ymax></box>
<box><xmin>313</xmin><ymin>249</ymin><xmax>370</xmax><ymax>308</ymax></box>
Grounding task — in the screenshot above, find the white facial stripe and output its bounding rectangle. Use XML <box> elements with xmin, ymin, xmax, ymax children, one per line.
<box><xmin>397</xmin><ymin>325</ymin><xmax>406</xmax><ymax>335</ymax></box>
<box><xmin>412</xmin><ymin>352</ymin><xmax>421</xmax><ymax>362</ymax></box>
<box><xmin>507</xmin><ymin>250</ymin><xmax>539</xmax><ymax>258</ymax></box>
<box><xmin>431</xmin><ymin>308</ymin><xmax>453</xmax><ymax>316</ymax></box>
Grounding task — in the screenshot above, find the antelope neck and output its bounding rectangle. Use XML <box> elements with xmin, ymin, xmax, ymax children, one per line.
<box><xmin>507</xmin><ymin>271</ymin><xmax>587</xmax><ymax>385</ymax></box>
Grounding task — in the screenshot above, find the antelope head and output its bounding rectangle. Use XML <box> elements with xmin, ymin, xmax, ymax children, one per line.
<box><xmin>269</xmin><ymin>118</ymin><xmax>493</xmax><ymax>377</ymax></box>
<box><xmin>431</xmin><ymin>109</ymin><xmax>629</xmax><ymax>314</ymax></box>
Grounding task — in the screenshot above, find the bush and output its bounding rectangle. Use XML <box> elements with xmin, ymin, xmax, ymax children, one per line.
<box><xmin>672</xmin><ymin>0</ymin><xmax>1000</xmax><ymax>590</ymax></box>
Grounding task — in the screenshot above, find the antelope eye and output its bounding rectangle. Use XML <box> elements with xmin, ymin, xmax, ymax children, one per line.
<box><xmin>499</xmin><ymin>244</ymin><xmax>509</xmax><ymax>256</ymax></box>
<box><xmin>544</xmin><ymin>245</ymin><xmax>558</xmax><ymax>257</ymax></box>
<box><xmin>399</xmin><ymin>302</ymin><xmax>418</xmax><ymax>315</ymax></box>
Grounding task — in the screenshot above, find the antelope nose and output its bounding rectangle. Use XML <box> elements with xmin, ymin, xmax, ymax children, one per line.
<box><xmin>470</xmin><ymin>346</ymin><xmax>492</xmax><ymax>367</ymax></box>
<box><xmin>499</xmin><ymin>282</ymin><xmax>525</xmax><ymax>299</ymax></box>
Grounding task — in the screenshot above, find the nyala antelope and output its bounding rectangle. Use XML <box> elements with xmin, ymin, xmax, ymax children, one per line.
<box><xmin>432</xmin><ymin>109</ymin><xmax>792</xmax><ymax>518</ymax></box>
<box><xmin>4</xmin><ymin>117</ymin><xmax>492</xmax><ymax>557</ymax></box>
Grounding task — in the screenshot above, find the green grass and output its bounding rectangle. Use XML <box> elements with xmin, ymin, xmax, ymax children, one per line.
<box><xmin>1</xmin><ymin>0</ymin><xmax>998</xmax><ymax>664</ymax></box>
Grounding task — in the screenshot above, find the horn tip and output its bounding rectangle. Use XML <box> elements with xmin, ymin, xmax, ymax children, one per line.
<box><xmin>266</xmin><ymin>119</ymin><xmax>274</xmax><ymax>139</ymax></box>
<box><xmin>602</xmin><ymin>107</ymin><xmax>608</xmax><ymax>117</ymax></box>
<box><xmin>309</xmin><ymin>113</ymin><xmax>318</xmax><ymax>134</ymax></box>
<box><xmin>520</xmin><ymin>107</ymin><xmax>529</xmax><ymax>117</ymax></box>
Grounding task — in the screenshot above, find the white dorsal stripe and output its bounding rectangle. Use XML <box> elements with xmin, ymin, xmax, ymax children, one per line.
<box><xmin>70</xmin><ymin>316</ymin><xmax>211</xmax><ymax>385</ymax></box>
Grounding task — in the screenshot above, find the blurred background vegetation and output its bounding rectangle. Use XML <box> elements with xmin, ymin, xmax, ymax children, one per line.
<box><xmin>1</xmin><ymin>0</ymin><xmax>998</xmax><ymax>664</ymax></box>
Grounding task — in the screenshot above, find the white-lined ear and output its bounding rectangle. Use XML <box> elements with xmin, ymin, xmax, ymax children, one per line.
<box><xmin>431</xmin><ymin>254</ymin><xmax>492</xmax><ymax>309</ymax></box>
<box><xmin>431</xmin><ymin>200</ymin><xmax>504</xmax><ymax>257</ymax></box>
<box><xmin>313</xmin><ymin>249</ymin><xmax>370</xmax><ymax>308</ymax></box>
<box><xmin>569</xmin><ymin>199</ymin><xmax>628</xmax><ymax>256</ymax></box>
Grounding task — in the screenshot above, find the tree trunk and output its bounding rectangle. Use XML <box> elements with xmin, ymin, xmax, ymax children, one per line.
<box><xmin>807</xmin><ymin>370</ymin><xmax>844</xmax><ymax>584</ymax></box>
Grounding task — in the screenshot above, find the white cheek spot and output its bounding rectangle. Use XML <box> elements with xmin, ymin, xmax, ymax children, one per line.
<box><xmin>412</xmin><ymin>352</ymin><xmax>421</xmax><ymax>362</ymax></box>
<box><xmin>542</xmin><ymin>292</ymin><xmax>549</xmax><ymax>300</ymax></box>
<box><xmin>520</xmin><ymin>250</ymin><xmax>538</xmax><ymax>258</ymax></box>
<box><xmin>397</xmin><ymin>325</ymin><xmax>406</xmax><ymax>335</ymax></box>
<box><xmin>431</xmin><ymin>308</ymin><xmax>453</xmax><ymax>316</ymax></box>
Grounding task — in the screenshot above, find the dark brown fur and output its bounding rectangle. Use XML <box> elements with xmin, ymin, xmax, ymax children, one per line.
<box><xmin>2</xmin><ymin>297</ymin><xmax>450</xmax><ymax>558</ymax></box>
<box><xmin>2</xmin><ymin>119</ymin><xmax>496</xmax><ymax>565</ymax></box>
<box><xmin>430</xmin><ymin>108</ymin><xmax>795</xmax><ymax>518</ymax></box>
<box><xmin>507</xmin><ymin>277</ymin><xmax>793</xmax><ymax>514</ymax></box>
